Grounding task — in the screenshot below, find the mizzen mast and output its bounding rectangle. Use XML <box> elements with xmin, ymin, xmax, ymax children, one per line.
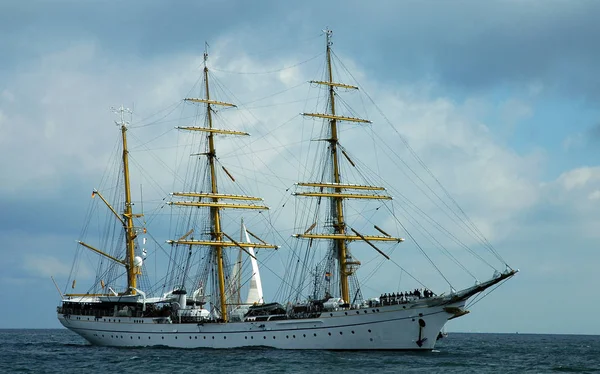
<box><xmin>167</xmin><ymin>46</ymin><xmax>276</xmax><ymax>322</ymax></box>
<box><xmin>114</xmin><ymin>105</ymin><xmax>140</xmax><ymax>294</ymax></box>
<box><xmin>298</xmin><ymin>29</ymin><xmax>403</xmax><ymax>304</ymax></box>
<box><xmin>70</xmin><ymin>106</ymin><xmax>143</xmax><ymax>296</ymax></box>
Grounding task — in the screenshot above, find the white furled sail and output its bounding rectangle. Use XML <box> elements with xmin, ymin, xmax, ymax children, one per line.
<box><xmin>243</xmin><ymin>223</ymin><xmax>264</xmax><ymax>305</ymax></box>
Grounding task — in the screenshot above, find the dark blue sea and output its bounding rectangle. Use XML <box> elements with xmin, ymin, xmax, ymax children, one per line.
<box><xmin>1</xmin><ymin>329</ymin><xmax>598</xmax><ymax>373</ymax></box>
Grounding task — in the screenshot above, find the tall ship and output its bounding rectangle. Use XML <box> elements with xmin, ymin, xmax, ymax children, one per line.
<box><xmin>57</xmin><ymin>30</ymin><xmax>517</xmax><ymax>350</ymax></box>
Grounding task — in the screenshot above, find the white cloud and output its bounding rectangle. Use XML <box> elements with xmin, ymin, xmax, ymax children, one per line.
<box><xmin>562</xmin><ymin>133</ymin><xmax>584</xmax><ymax>151</ymax></box>
<box><xmin>357</xmin><ymin>87</ymin><xmax>543</xmax><ymax>245</ymax></box>
<box><xmin>2</xmin><ymin>36</ymin><xmax>547</xmax><ymax>268</ymax></box>
<box><xmin>589</xmin><ymin>190</ymin><xmax>600</xmax><ymax>200</ymax></box>
<box><xmin>1</xmin><ymin>89</ymin><xmax>15</xmax><ymax>102</ymax></box>
<box><xmin>23</xmin><ymin>254</ymin><xmax>72</xmax><ymax>278</ymax></box>
<box><xmin>538</xmin><ymin>166</ymin><xmax>600</xmax><ymax>238</ymax></box>
<box><xmin>556</xmin><ymin>166</ymin><xmax>600</xmax><ymax>191</ymax></box>
<box><xmin>499</xmin><ymin>98</ymin><xmax>533</xmax><ymax>128</ymax></box>
<box><xmin>0</xmin><ymin>42</ymin><xmax>200</xmax><ymax>198</ymax></box>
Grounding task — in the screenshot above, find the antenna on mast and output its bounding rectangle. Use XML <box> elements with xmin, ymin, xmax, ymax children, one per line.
<box><xmin>111</xmin><ymin>105</ymin><xmax>132</xmax><ymax>127</ymax></box>
<box><xmin>323</xmin><ymin>27</ymin><xmax>333</xmax><ymax>47</ymax></box>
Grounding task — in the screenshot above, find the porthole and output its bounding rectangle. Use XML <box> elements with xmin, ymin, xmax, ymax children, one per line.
<box><xmin>339</xmin><ymin>331</ymin><xmax>343</xmax><ymax>335</ymax></box>
<box><xmin>328</xmin><ymin>332</ymin><xmax>331</xmax><ymax>336</ymax></box>
<box><xmin>245</xmin><ymin>336</ymin><xmax>248</xmax><ymax>339</ymax></box>
<box><xmin>351</xmin><ymin>331</ymin><xmax>355</xmax><ymax>334</ymax></box>
<box><xmin>303</xmin><ymin>334</ymin><xmax>306</xmax><ymax>337</ymax></box>
<box><xmin>273</xmin><ymin>336</ymin><xmax>276</xmax><ymax>339</ymax></box>
<box><xmin>251</xmin><ymin>336</ymin><xmax>254</xmax><ymax>339</ymax></box>
<box><xmin>370</xmin><ymin>338</ymin><xmax>373</xmax><ymax>342</ymax></box>
<box><xmin>286</xmin><ymin>335</ymin><xmax>289</xmax><ymax>339</ymax></box>
<box><xmin>313</xmin><ymin>333</ymin><xmax>317</xmax><ymax>337</ymax></box>
<box><xmin>212</xmin><ymin>336</ymin><xmax>214</xmax><ymax>339</ymax></box>
<box><xmin>263</xmin><ymin>336</ymin><xmax>266</xmax><ymax>339</ymax></box>
<box><xmin>364</xmin><ymin>310</ymin><xmax>367</xmax><ymax>314</ymax></box>
<box><xmin>293</xmin><ymin>335</ymin><xmax>296</xmax><ymax>338</ymax></box>
<box><xmin>224</xmin><ymin>336</ymin><xmax>227</xmax><ymax>339</ymax></box>
<box><xmin>344</xmin><ymin>312</ymin><xmax>348</xmax><ymax>315</ymax></box>
<box><xmin>368</xmin><ymin>329</ymin><xmax>372</xmax><ymax>333</ymax></box>
<box><xmin>330</xmin><ymin>313</ymin><xmax>333</xmax><ymax>317</ymax></box>
<box><xmin>356</xmin><ymin>311</ymin><xmax>360</xmax><ymax>314</ymax></box>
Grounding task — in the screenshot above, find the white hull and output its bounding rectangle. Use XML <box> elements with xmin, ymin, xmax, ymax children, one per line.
<box><xmin>59</xmin><ymin>301</ymin><xmax>463</xmax><ymax>350</ymax></box>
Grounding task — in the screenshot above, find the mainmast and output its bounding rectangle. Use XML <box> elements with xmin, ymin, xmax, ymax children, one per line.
<box><xmin>297</xmin><ymin>29</ymin><xmax>404</xmax><ymax>304</ymax></box>
<box><xmin>167</xmin><ymin>46</ymin><xmax>277</xmax><ymax>322</ymax></box>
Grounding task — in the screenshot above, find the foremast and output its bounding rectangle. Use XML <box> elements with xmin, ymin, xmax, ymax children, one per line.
<box><xmin>167</xmin><ymin>48</ymin><xmax>276</xmax><ymax>322</ymax></box>
<box><xmin>297</xmin><ymin>29</ymin><xmax>404</xmax><ymax>304</ymax></box>
<box><xmin>203</xmin><ymin>48</ymin><xmax>227</xmax><ymax>322</ymax></box>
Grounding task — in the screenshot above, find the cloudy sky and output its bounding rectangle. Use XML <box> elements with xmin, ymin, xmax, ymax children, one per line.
<box><xmin>1</xmin><ymin>0</ymin><xmax>599</xmax><ymax>335</ymax></box>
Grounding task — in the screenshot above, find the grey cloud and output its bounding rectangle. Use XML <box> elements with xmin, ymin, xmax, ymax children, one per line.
<box><xmin>0</xmin><ymin>0</ymin><xmax>283</xmax><ymax>75</ymax></box>
<box><xmin>329</xmin><ymin>1</ymin><xmax>600</xmax><ymax>100</ymax></box>
<box><xmin>3</xmin><ymin>0</ymin><xmax>599</xmax><ymax>101</ymax></box>
<box><xmin>589</xmin><ymin>122</ymin><xmax>600</xmax><ymax>141</ymax></box>
<box><xmin>0</xmin><ymin>183</ymin><xmax>88</xmax><ymax>236</ymax></box>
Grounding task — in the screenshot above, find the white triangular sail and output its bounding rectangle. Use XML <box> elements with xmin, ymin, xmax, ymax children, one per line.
<box><xmin>243</xmin><ymin>223</ymin><xmax>264</xmax><ymax>305</ymax></box>
<box><xmin>231</xmin><ymin>233</ymin><xmax>243</xmax><ymax>305</ymax></box>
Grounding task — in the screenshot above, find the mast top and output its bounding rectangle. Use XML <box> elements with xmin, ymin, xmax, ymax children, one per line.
<box><xmin>203</xmin><ymin>41</ymin><xmax>209</xmax><ymax>65</ymax></box>
<box><xmin>324</xmin><ymin>28</ymin><xmax>333</xmax><ymax>47</ymax></box>
<box><xmin>111</xmin><ymin>105</ymin><xmax>132</xmax><ymax>128</ymax></box>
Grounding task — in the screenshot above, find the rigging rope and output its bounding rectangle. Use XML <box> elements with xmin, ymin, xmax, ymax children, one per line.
<box><xmin>211</xmin><ymin>52</ymin><xmax>324</xmax><ymax>75</ymax></box>
<box><xmin>466</xmin><ymin>276</ymin><xmax>512</xmax><ymax>309</ymax></box>
<box><xmin>331</xmin><ymin>50</ymin><xmax>508</xmax><ymax>267</ymax></box>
